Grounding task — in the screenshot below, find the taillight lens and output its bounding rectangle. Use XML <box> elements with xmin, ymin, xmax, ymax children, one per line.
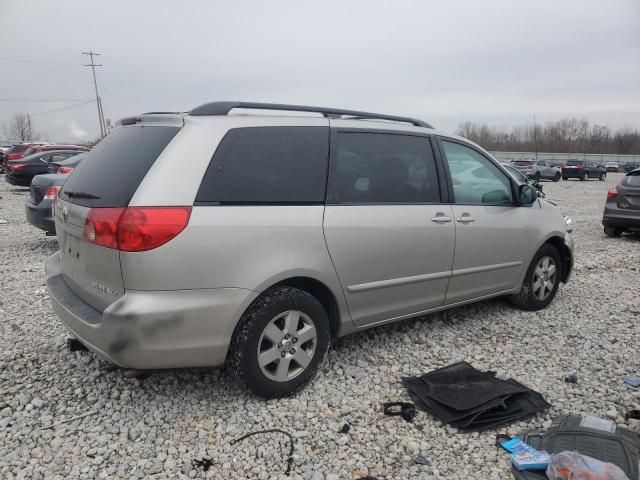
<box><xmin>575</xmin><ymin>164</ymin><xmax>584</xmax><ymax>169</ymax></box>
<box><xmin>57</xmin><ymin>166</ymin><xmax>74</xmax><ymax>174</ymax></box>
<box><xmin>84</xmin><ymin>207</ymin><xmax>191</xmax><ymax>252</ymax></box>
<box><xmin>44</xmin><ymin>186</ymin><xmax>61</xmax><ymax>200</ymax></box>
<box><xmin>11</xmin><ymin>163</ymin><xmax>26</xmax><ymax>171</ymax></box>
<box><xmin>607</xmin><ymin>186</ymin><xmax>618</xmax><ymax>199</ymax></box>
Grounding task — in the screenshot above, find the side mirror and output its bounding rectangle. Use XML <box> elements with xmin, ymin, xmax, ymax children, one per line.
<box><xmin>519</xmin><ymin>184</ymin><xmax>538</xmax><ymax>205</ymax></box>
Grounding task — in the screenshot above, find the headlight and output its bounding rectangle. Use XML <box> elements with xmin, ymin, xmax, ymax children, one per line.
<box><xmin>564</xmin><ymin>216</ymin><xmax>573</xmax><ymax>233</ymax></box>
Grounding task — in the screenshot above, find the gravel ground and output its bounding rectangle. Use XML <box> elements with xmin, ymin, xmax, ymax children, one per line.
<box><xmin>0</xmin><ymin>174</ymin><xmax>639</xmax><ymax>480</ymax></box>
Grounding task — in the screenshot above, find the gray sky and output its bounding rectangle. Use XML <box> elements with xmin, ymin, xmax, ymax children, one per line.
<box><xmin>1</xmin><ymin>0</ymin><xmax>639</xmax><ymax>142</ymax></box>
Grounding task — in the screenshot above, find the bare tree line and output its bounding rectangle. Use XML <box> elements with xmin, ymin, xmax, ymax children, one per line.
<box><xmin>455</xmin><ymin>118</ymin><xmax>640</xmax><ymax>155</ymax></box>
<box><xmin>1</xmin><ymin>112</ymin><xmax>42</xmax><ymax>142</ymax></box>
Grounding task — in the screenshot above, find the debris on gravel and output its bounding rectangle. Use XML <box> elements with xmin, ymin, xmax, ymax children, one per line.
<box><xmin>0</xmin><ymin>174</ymin><xmax>638</xmax><ymax>479</ymax></box>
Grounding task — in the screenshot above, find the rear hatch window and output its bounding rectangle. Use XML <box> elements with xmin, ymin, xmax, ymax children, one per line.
<box><xmin>566</xmin><ymin>160</ymin><xmax>584</xmax><ymax>166</ymax></box>
<box><xmin>513</xmin><ymin>161</ymin><xmax>534</xmax><ymax>166</ymax></box>
<box><xmin>623</xmin><ymin>171</ymin><xmax>640</xmax><ymax>187</ymax></box>
<box><xmin>60</xmin><ymin>126</ymin><xmax>180</xmax><ymax>207</ymax></box>
<box><xmin>7</xmin><ymin>145</ymin><xmax>30</xmax><ymax>154</ymax></box>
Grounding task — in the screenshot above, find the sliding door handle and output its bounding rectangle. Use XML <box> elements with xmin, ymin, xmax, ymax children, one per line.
<box><xmin>431</xmin><ymin>214</ymin><xmax>452</xmax><ymax>223</ymax></box>
<box><xmin>456</xmin><ymin>216</ymin><xmax>475</xmax><ymax>223</ymax></box>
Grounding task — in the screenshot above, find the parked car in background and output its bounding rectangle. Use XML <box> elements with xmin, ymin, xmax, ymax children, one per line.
<box><xmin>47</xmin><ymin>153</ymin><xmax>86</xmax><ymax>174</ymax></box>
<box><xmin>46</xmin><ymin>101</ymin><xmax>574</xmax><ymax>398</ymax></box>
<box><xmin>27</xmin><ymin>155</ymin><xmax>88</xmax><ymax>233</ymax></box>
<box><xmin>512</xmin><ymin>159</ymin><xmax>561</xmax><ymax>182</ymax></box>
<box><xmin>29</xmin><ymin>144</ymin><xmax>88</xmax><ymax>155</ymax></box>
<box><xmin>624</xmin><ymin>162</ymin><xmax>640</xmax><ymax>173</ymax></box>
<box><xmin>26</xmin><ymin>173</ymin><xmax>67</xmax><ymax>233</ymax></box>
<box><xmin>5</xmin><ymin>150</ymin><xmax>82</xmax><ymax>186</ymax></box>
<box><xmin>3</xmin><ymin>143</ymin><xmax>37</xmax><ymax>162</ymax></box>
<box><xmin>561</xmin><ymin>159</ymin><xmax>607</xmax><ymax>181</ymax></box>
<box><xmin>605</xmin><ymin>162</ymin><xmax>619</xmax><ymax>172</ymax></box>
<box><xmin>602</xmin><ymin>168</ymin><xmax>640</xmax><ymax>237</ymax></box>
<box><xmin>503</xmin><ymin>164</ymin><xmax>529</xmax><ymax>183</ymax></box>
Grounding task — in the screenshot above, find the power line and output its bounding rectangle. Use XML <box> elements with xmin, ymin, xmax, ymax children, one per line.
<box><xmin>0</xmin><ymin>56</ymin><xmax>83</xmax><ymax>67</ymax></box>
<box><xmin>0</xmin><ymin>100</ymin><xmax>95</xmax><ymax>123</ymax></box>
<box><xmin>83</xmin><ymin>51</ymin><xmax>106</xmax><ymax>138</ymax></box>
<box><xmin>30</xmin><ymin>100</ymin><xmax>95</xmax><ymax>117</ymax></box>
<box><xmin>0</xmin><ymin>98</ymin><xmax>92</xmax><ymax>103</ymax></box>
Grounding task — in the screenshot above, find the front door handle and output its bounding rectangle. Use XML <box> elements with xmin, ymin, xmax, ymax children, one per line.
<box><xmin>456</xmin><ymin>214</ymin><xmax>475</xmax><ymax>223</ymax></box>
<box><xmin>431</xmin><ymin>214</ymin><xmax>452</xmax><ymax>223</ymax></box>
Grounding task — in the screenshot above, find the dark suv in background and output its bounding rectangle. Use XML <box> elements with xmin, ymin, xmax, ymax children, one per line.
<box><xmin>561</xmin><ymin>160</ymin><xmax>607</xmax><ymax>181</ymax></box>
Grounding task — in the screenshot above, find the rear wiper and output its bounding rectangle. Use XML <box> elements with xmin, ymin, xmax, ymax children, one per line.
<box><xmin>64</xmin><ymin>191</ymin><xmax>101</xmax><ymax>199</ymax></box>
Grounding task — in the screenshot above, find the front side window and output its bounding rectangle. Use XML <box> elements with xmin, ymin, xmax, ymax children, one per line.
<box><xmin>331</xmin><ymin>132</ymin><xmax>439</xmax><ymax>203</ymax></box>
<box><xmin>196</xmin><ymin>127</ymin><xmax>329</xmax><ymax>204</ymax></box>
<box><xmin>441</xmin><ymin>140</ymin><xmax>513</xmax><ymax>204</ymax></box>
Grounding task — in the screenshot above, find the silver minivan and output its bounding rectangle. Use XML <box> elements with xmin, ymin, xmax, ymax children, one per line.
<box><xmin>46</xmin><ymin>102</ymin><xmax>574</xmax><ymax>398</ymax></box>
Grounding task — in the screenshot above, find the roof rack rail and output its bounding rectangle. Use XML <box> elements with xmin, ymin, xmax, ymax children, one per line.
<box><xmin>189</xmin><ymin>101</ymin><xmax>433</xmax><ymax>128</ymax></box>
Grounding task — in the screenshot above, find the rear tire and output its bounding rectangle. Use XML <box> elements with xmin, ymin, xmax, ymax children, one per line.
<box><xmin>508</xmin><ymin>244</ymin><xmax>562</xmax><ymax>311</ymax></box>
<box><xmin>580</xmin><ymin>172</ymin><xmax>588</xmax><ymax>181</ymax></box>
<box><xmin>562</xmin><ymin>176</ymin><xmax>568</xmax><ymax>181</ymax></box>
<box><xmin>553</xmin><ymin>173</ymin><xmax>561</xmax><ymax>182</ymax></box>
<box><xmin>229</xmin><ymin>286</ymin><xmax>330</xmax><ymax>399</ymax></box>
<box><xmin>599</xmin><ymin>172</ymin><xmax>606</xmax><ymax>181</ymax></box>
<box><xmin>604</xmin><ymin>226</ymin><xmax>622</xmax><ymax>238</ymax></box>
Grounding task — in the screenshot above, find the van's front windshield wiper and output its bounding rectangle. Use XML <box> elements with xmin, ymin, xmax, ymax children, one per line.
<box><xmin>64</xmin><ymin>191</ymin><xmax>101</xmax><ymax>199</ymax></box>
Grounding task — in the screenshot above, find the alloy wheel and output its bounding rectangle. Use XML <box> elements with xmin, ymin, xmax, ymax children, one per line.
<box><xmin>257</xmin><ymin>310</ymin><xmax>317</xmax><ymax>382</ymax></box>
<box><xmin>532</xmin><ymin>256</ymin><xmax>557</xmax><ymax>301</ymax></box>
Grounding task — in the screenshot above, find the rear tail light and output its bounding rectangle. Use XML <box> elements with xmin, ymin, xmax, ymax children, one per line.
<box><xmin>575</xmin><ymin>164</ymin><xmax>584</xmax><ymax>169</ymax></box>
<box><xmin>11</xmin><ymin>163</ymin><xmax>26</xmax><ymax>171</ymax></box>
<box><xmin>607</xmin><ymin>186</ymin><xmax>618</xmax><ymax>199</ymax></box>
<box><xmin>84</xmin><ymin>206</ymin><xmax>191</xmax><ymax>252</ymax></box>
<box><xmin>44</xmin><ymin>186</ymin><xmax>61</xmax><ymax>200</ymax></box>
<box><xmin>57</xmin><ymin>166</ymin><xmax>74</xmax><ymax>174</ymax></box>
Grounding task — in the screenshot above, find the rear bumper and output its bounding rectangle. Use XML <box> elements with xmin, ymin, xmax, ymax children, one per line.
<box><xmin>561</xmin><ymin>170</ymin><xmax>584</xmax><ymax>178</ymax></box>
<box><xmin>5</xmin><ymin>173</ymin><xmax>30</xmax><ymax>186</ymax></box>
<box><xmin>25</xmin><ymin>200</ymin><xmax>55</xmax><ymax>232</ymax></box>
<box><xmin>45</xmin><ymin>252</ymin><xmax>258</xmax><ymax>369</ymax></box>
<box><xmin>603</xmin><ymin>204</ymin><xmax>640</xmax><ymax>229</ymax></box>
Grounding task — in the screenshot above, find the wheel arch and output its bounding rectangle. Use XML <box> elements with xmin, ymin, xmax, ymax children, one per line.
<box><xmin>544</xmin><ymin>235</ymin><xmax>572</xmax><ymax>283</ymax></box>
<box><xmin>269</xmin><ymin>276</ymin><xmax>342</xmax><ymax>339</ymax></box>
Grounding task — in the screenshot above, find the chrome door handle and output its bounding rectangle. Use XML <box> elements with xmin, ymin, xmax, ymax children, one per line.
<box><xmin>431</xmin><ymin>215</ymin><xmax>452</xmax><ymax>223</ymax></box>
<box><xmin>456</xmin><ymin>216</ymin><xmax>475</xmax><ymax>223</ymax></box>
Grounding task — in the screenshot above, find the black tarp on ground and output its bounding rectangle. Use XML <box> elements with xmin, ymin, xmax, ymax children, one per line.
<box><xmin>401</xmin><ymin>362</ymin><xmax>549</xmax><ymax>431</ymax></box>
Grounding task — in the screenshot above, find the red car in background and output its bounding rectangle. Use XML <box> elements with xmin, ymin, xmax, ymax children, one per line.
<box><xmin>4</xmin><ymin>143</ymin><xmax>43</xmax><ymax>161</ymax></box>
<box><xmin>2</xmin><ymin>144</ymin><xmax>87</xmax><ymax>171</ymax></box>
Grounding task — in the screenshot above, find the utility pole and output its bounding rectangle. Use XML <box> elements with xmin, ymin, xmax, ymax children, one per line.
<box><xmin>83</xmin><ymin>51</ymin><xmax>105</xmax><ymax>138</ymax></box>
<box><xmin>533</xmin><ymin>114</ymin><xmax>538</xmax><ymax>160</ymax></box>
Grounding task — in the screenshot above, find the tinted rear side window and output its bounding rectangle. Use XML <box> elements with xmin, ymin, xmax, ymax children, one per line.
<box><xmin>196</xmin><ymin>127</ymin><xmax>329</xmax><ymax>204</ymax></box>
<box><xmin>60</xmin><ymin>126</ymin><xmax>180</xmax><ymax>207</ymax></box>
<box><xmin>330</xmin><ymin>132</ymin><xmax>440</xmax><ymax>204</ymax></box>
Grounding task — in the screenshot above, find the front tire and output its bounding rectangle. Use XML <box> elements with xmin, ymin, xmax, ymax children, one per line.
<box><xmin>604</xmin><ymin>226</ymin><xmax>622</xmax><ymax>238</ymax></box>
<box><xmin>229</xmin><ymin>286</ymin><xmax>330</xmax><ymax>399</ymax></box>
<box><xmin>553</xmin><ymin>173</ymin><xmax>561</xmax><ymax>182</ymax></box>
<box><xmin>508</xmin><ymin>244</ymin><xmax>562</xmax><ymax>311</ymax></box>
